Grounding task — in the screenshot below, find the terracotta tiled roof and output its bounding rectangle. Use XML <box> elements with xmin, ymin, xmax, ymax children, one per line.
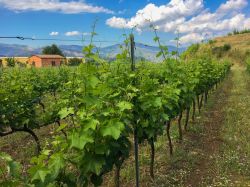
<box><xmin>33</xmin><ymin>55</ymin><xmax>65</xmax><ymax>59</ymax></box>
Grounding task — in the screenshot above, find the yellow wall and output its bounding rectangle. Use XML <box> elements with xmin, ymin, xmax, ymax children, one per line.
<box><xmin>0</xmin><ymin>57</ymin><xmax>85</xmax><ymax>66</ymax></box>
<box><xmin>0</xmin><ymin>57</ymin><xmax>29</xmax><ymax>66</ymax></box>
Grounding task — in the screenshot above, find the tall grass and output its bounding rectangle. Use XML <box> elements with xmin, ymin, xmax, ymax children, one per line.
<box><xmin>246</xmin><ymin>57</ymin><xmax>250</xmax><ymax>72</ymax></box>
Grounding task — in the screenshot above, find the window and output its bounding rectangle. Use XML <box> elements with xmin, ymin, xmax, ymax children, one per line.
<box><xmin>52</xmin><ymin>61</ymin><xmax>56</xmax><ymax>66</ymax></box>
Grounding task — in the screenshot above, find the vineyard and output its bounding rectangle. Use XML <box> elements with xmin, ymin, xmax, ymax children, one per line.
<box><xmin>0</xmin><ymin>33</ymin><xmax>236</xmax><ymax>187</ymax></box>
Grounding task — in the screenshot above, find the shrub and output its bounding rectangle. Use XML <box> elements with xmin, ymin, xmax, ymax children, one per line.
<box><xmin>212</xmin><ymin>47</ymin><xmax>224</xmax><ymax>57</ymax></box>
<box><xmin>240</xmin><ymin>29</ymin><xmax>250</xmax><ymax>34</ymax></box>
<box><xmin>67</xmin><ymin>57</ymin><xmax>82</xmax><ymax>66</ymax></box>
<box><xmin>223</xmin><ymin>44</ymin><xmax>231</xmax><ymax>51</ymax></box>
<box><xmin>16</xmin><ymin>61</ymin><xmax>26</xmax><ymax>68</ymax></box>
<box><xmin>212</xmin><ymin>44</ymin><xmax>231</xmax><ymax>58</ymax></box>
<box><xmin>6</xmin><ymin>58</ymin><xmax>16</xmax><ymax>67</ymax></box>
<box><xmin>209</xmin><ymin>40</ymin><xmax>216</xmax><ymax>45</ymax></box>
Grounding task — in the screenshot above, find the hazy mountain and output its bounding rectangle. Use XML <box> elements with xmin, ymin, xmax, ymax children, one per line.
<box><xmin>0</xmin><ymin>43</ymin><xmax>186</xmax><ymax>61</ymax></box>
<box><xmin>0</xmin><ymin>43</ymin><xmax>40</xmax><ymax>57</ymax></box>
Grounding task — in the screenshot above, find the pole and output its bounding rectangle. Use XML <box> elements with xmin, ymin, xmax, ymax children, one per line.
<box><xmin>130</xmin><ymin>34</ymin><xmax>139</xmax><ymax>187</ymax></box>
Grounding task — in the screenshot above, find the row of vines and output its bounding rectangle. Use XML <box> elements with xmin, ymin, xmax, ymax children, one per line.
<box><xmin>0</xmin><ymin>35</ymin><xmax>230</xmax><ymax>186</ymax></box>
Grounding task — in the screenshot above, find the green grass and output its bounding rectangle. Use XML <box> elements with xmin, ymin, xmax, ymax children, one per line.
<box><xmin>210</xmin><ymin>64</ymin><xmax>250</xmax><ymax>186</ymax></box>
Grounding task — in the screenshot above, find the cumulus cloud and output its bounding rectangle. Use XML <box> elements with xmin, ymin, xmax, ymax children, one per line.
<box><xmin>106</xmin><ymin>0</ymin><xmax>250</xmax><ymax>44</ymax></box>
<box><xmin>217</xmin><ymin>0</ymin><xmax>247</xmax><ymax>13</ymax></box>
<box><xmin>179</xmin><ymin>33</ymin><xmax>205</xmax><ymax>44</ymax></box>
<box><xmin>106</xmin><ymin>0</ymin><xmax>204</xmax><ymax>29</ymax></box>
<box><xmin>106</xmin><ymin>17</ymin><xmax>128</xmax><ymax>29</ymax></box>
<box><xmin>0</xmin><ymin>0</ymin><xmax>114</xmax><ymax>14</ymax></box>
<box><xmin>49</xmin><ymin>31</ymin><xmax>59</xmax><ymax>36</ymax></box>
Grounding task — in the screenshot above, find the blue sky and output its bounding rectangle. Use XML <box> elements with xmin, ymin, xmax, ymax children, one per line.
<box><xmin>0</xmin><ymin>0</ymin><xmax>250</xmax><ymax>48</ymax></box>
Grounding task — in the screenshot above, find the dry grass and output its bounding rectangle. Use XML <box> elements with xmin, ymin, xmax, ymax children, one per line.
<box><xmin>214</xmin><ymin>33</ymin><xmax>250</xmax><ymax>52</ymax></box>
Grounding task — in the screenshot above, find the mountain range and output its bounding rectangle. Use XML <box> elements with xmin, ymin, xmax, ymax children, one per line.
<box><xmin>0</xmin><ymin>43</ymin><xmax>186</xmax><ymax>62</ymax></box>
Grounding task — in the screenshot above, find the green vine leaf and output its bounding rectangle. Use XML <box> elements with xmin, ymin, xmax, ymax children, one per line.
<box><xmin>100</xmin><ymin>121</ymin><xmax>124</xmax><ymax>140</ymax></box>
<box><xmin>31</xmin><ymin>168</ymin><xmax>50</xmax><ymax>183</ymax></box>
<box><xmin>117</xmin><ymin>101</ymin><xmax>133</xmax><ymax>111</ymax></box>
<box><xmin>69</xmin><ymin>131</ymin><xmax>94</xmax><ymax>150</ymax></box>
<box><xmin>58</xmin><ymin>107</ymin><xmax>74</xmax><ymax>119</ymax></box>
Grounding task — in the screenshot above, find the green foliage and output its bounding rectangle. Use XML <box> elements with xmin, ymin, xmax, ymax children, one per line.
<box><xmin>0</xmin><ymin>67</ymin><xmax>71</xmax><ymax>135</ymax></box>
<box><xmin>181</xmin><ymin>44</ymin><xmax>200</xmax><ymax>60</ymax></box>
<box><xmin>16</xmin><ymin>61</ymin><xmax>26</xmax><ymax>68</ymax></box>
<box><xmin>67</xmin><ymin>57</ymin><xmax>82</xmax><ymax>66</ymax></box>
<box><xmin>223</xmin><ymin>44</ymin><xmax>231</xmax><ymax>51</ymax></box>
<box><xmin>116</xmin><ymin>34</ymin><xmax>130</xmax><ymax>63</ymax></box>
<box><xmin>42</xmin><ymin>44</ymin><xmax>64</xmax><ymax>56</ymax></box>
<box><xmin>233</xmin><ymin>29</ymin><xmax>239</xmax><ymax>35</ymax></box>
<box><xmin>0</xmin><ymin>152</ymin><xmax>24</xmax><ymax>186</ymax></box>
<box><xmin>246</xmin><ymin>57</ymin><xmax>250</xmax><ymax>73</ymax></box>
<box><xmin>82</xmin><ymin>19</ymin><xmax>105</xmax><ymax>65</ymax></box>
<box><xmin>209</xmin><ymin>40</ymin><xmax>216</xmax><ymax>45</ymax></box>
<box><xmin>0</xmin><ymin>55</ymin><xmax>230</xmax><ymax>186</ymax></box>
<box><xmin>150</xmin><ymin>23</ymin><xmax>168</xmax><ymax>60</ymax></box>
<box><xmin>6</xmin><ymin>57</ymin><xmax>16</xmax><ymax>67</ymax></box>
<box><xmin>228</xmin><ymin>29</ymin><xmax>250</xmax><ymax>36</ymax></box>
<box><xmin>212</xmin><ymin>44</ymin><xmax>231</xmax><ymax>58</ymax></box>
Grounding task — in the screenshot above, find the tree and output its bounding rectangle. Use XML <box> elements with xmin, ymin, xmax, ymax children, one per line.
<box><xmin>42</xmin><ymin>44</ymin><xmax>64</xmax><ymax>56</ymax></box>
<box><xmin>0</xmin><ymin>59</ymin><xmax>3</xmax><ymax>67</ymax></box>
<box><xmin>6</xmin><ymin>58</ymin><xmax>16</xmax><ymax>67</ymax></box>
<box><xmin>67</xmin><ymin>58</ymin><xmax>82</xmax><ymax>66</ymax></box>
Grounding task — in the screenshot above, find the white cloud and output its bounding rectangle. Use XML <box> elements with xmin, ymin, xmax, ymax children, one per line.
<box><xmin>106</xmin><ymin>17</ymin><xmax>129</xmax><ymax>29</ymax></box>
<box><xmin>217</xmin><ymin>0</ymin><xmax>248</xmax><ymax>13</ymax></box>
<box><xmin>176</xmin><ymin>13</ymin><xmax>250</xmax><ymax>44</ymax></box>
<box><xmin>64</xmin><ymin>31</ymin><xmax>91</xmax><ymax>36</ymax></box>
<box><xmin>122</xmin><ymin>0</ymin><xmax>248</xmax><ymax>41</ymax></box>
<box><xmin>106</xmin><ymin>0</ymin><xmax>204</xmax><ymax>29</ymax></box>
<box><xmin>49</xmin><ymin>31</ymin><xmax>59</xmax><ymax>36</ymax></box>
<box><xmin>106</xmin><ymin>0</ymin><xmax>250</xmax><ymax>44</ymax></box>
<box><xmin>0</xmin><ymin>0</ymin><xmax>114</xmax><ymax>14</ymax></box>
<box><xmin>179</xmin><ymin>33</ymin><xmax>204</xmax><ymax>44</ymax></box>
<box><xmin>65</xmin><ymin>31</ymin><xmax>81</xmax><ymax>36</ymax></box>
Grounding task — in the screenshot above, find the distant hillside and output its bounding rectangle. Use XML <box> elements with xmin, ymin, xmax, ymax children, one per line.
<box><xmin>214</xmin><ymin>33</ymin><xmax>250</xmax><ymax>52</ymax></box>
<box><xmin>0</xmin><ymin>43</ymin><xmax>186</xmax><ymax>62</ymax></box>
<box><xmin>181</xmin><ymin>32</ymin><xmax>250</xmax><ymax>65</ymax></box>
<box><xmin>198</xmin><ymin>33</ymin><xmax>250</xmax><ymax>64</ymax></box>
<box><xmin>0</xmin><ymin>43</ymin><xmax>40</xmax><ymax>57</ymax></box>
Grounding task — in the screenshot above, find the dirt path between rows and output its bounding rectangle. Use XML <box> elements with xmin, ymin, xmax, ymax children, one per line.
<box><xmin>185</xmin><ymin>68</ymin><xmax>233</xmax><ymax>187</ymax></box>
